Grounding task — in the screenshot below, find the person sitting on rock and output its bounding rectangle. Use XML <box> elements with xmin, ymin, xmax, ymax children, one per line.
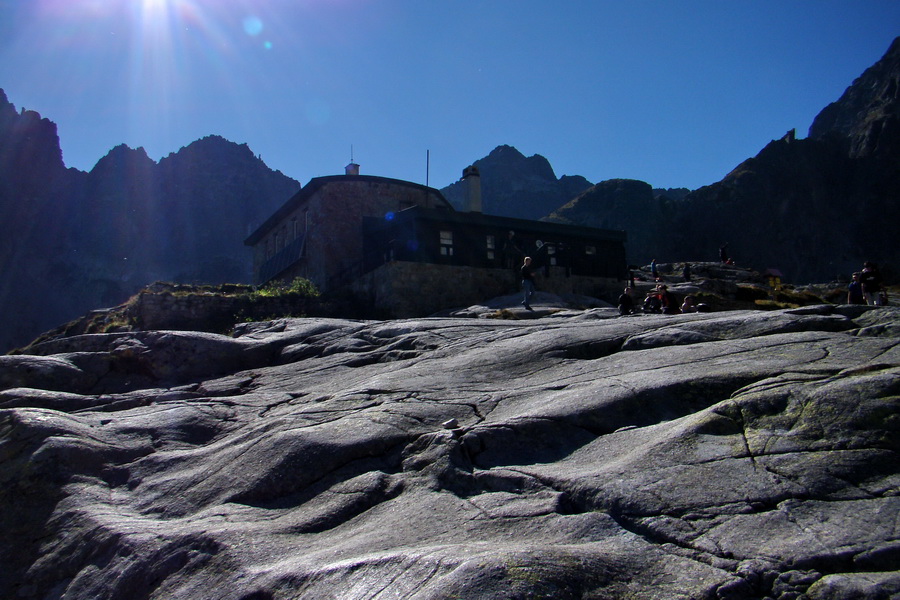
<box><xmin>660</xmin><ymin>285</ymin><xmax>680</xmax><ymax>314</ymax></box>
<box><xmin>617</xmin><ymin>287</ymin><xmax>635</xmax><ymax>315</ymax></box>
<box><xmin>681</xmin><ymin>295</ymin><xmax>698</xmax><ymax>313</ymax></box>
<box><xmin>643</xmin><ymin>287</ymin><xmax>662</xmax><ymax>314</ymax></box>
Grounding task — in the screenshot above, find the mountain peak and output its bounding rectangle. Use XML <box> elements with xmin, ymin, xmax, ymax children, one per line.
<box><xmin>478</xmin><ymin>144</ymin><xmax>558</xmax><ymax>182</ymax></box>
<box><xmin>441</xmin><ymin>145</ymin><xmax>592</xmax><ymax>220</ymax></box>
<box><xmin>808</xmin><ymin>36</ymin><xmax>900</xmax><ymax>159</ymax></box>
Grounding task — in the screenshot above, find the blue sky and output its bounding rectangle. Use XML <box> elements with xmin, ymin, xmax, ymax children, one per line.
<box><xmin>1</xmin><ymin>0</ymin><xmax>898</xmax><ymax>191</ymax></box>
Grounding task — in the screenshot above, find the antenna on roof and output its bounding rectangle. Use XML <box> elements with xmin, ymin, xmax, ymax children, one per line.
<box><xmin>345</xmin><ymin>144</ymin><xmax>360</xmax><ymax>175</ymax></box>
<box><xmin>426</xmin><ymin>149</ymin><xmax>430</xmax><ymax>188</ymax></box>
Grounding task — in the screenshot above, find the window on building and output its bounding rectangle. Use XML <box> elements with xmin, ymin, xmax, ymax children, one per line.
<box><xmin>440</xmin><ymin>230</ymin><xmax>454</xmax><ymax>256</ymax></box>
<box><xmin>548</xmin><ymin>244</ymin><xmax>557</xmax><ymax>265</ymax></box>
<box><xmin>291</xmin><ymin>217</ymin><xmax>298</xmax><ymax>239</ymax></box>
<box><xmin>486</xmin><ymin>235</ymin><xmax>495</xmax><ymax>260</ymax></box>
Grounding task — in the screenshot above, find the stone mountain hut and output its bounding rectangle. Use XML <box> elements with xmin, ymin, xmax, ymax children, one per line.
<box><xmin>245</xmin><ymin>163</ymin><xmax>628</xmax><ymax>317</ymax></box>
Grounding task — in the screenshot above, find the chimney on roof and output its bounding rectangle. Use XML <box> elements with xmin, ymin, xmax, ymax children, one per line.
<box><xmin>345</xmin><ymin>161</ymin><xmax>360</xmax><ymax>175</ymax></box>
<box><xmin>462</xmin><ymin>165</ymin><xmax>482</xmax><ymax>213</ymax></box>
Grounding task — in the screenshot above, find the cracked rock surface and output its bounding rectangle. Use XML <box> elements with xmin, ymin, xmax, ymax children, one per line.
<box><xmin>1</xmin><ymin>305</ymin><xmax>898</xmax><ymax>599</ymax></box>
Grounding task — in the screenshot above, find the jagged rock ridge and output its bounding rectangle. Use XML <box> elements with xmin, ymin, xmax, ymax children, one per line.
<box><xmin>544</xmin><ymin>37</ymin><xmax>900</xmax><ymax>282</ymax></box>
<box><xmin>0</xmin><ymin>93</ymin><xmax>301</xmax><ymax>352</ymax></box>
<box><xmin>1</xmin><ymin>304</ymin><xmax>898</xmax><ymax>599</ymax></box>
<box><xmin>4</xmin><ymin>36</ymin><xmax>900</xmax><ymax>350</ymax></box>
<box><xmin>809</xmin><ymin>37</ymin><xmax>900</xmax><ymax>159</ymax></box>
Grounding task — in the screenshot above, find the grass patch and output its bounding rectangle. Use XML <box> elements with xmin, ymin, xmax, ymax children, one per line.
<box><xmin>251</xmin><ymin>277</ymin><xmax>320</xmax><ymax>299</ymax></box>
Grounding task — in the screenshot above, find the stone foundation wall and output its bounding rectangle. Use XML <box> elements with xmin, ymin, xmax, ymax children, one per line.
<box><xmin>126</xmin><ymin>291</ymin><xmax>321</xmax><ymax>332</ymax></box>
<box><xmin>116</xmin><ymin>264</ymin><xmax>623</xmax><ymax>333</ymax></box>
<box><xmin>351</xmin><ymin>261</ymin><xmax>623</xmax><ymax>318</ymax></box>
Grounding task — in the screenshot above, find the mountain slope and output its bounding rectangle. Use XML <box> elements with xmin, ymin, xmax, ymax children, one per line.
<box><xmin>0</xmin><ymin>93</ymin><xmax>300</xmax><ymax>352</ymax></box>
<box><xmin>543</xmin><ymin>37</ymin><xmax>900</xmax><ymax>280</ymax></box>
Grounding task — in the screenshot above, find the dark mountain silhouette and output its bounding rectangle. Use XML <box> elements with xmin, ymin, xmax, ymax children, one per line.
<box><xmin>3</xmin><ymin>37</ymin><xmax>898</xmax><ymax>350</ymax></box>
<box><xmin>546</xmin><ymin>37</ymin><xmax>900</xmax><ymax>281</ymax></box>
<box><xmin>663</xmin><ymin>37</ymin><xmax>900</xmax><ymax>282</ymax></box>
<box><xmin>0</xmin><ymin>93</ymin><xmax>300</xmax><ymax>351</ymax></box>
<box><xmin>545</xmin><ymin>178</ymin><xmax>674</xmax><ymax>266</ymax></box>
<box><xmin>440</xmin><ymin>145</ymin><xmax>593</xmax><ymax>219</ymax></box>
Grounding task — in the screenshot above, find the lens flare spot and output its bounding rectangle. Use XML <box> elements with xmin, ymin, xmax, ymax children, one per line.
<box><xmin>243</xmin><ymin>16</ymin><xmax>264</xmax><ymax>36</ymax></box>
<box><xmin>385</xmin><ymin>212</ymin><xmax>395</xmax><ymax>221</ymax></box>
<box><xmin>264</xmin><ymin>40</ymin><xmax>273</xmax><ymax>50</ymax></box>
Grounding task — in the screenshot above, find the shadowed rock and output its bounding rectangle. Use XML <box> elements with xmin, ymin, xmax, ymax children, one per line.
<box><xmin>1</xmin><ymin>306</ymin><xmax>898</xmax><ymax>599</ymax></box>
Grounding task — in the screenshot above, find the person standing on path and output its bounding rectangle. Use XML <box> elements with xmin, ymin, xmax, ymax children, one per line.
<box><xmin>847</xmin><ymin>272</ymin><xmax>865</xmax><ymax>305</ymax></box>
<box><xmin>860</xmin><ymin>262</ymin><xmax>884</xmax><ymax>306</ymax></box>
<box><xmin>521</xmin><ymin>256</ymin><xmax>536</xmax><ymax>310</ymax></box>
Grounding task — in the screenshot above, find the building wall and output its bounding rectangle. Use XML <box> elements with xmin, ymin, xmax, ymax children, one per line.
<box><xmin>351</xmin><ymin>261</ymin><xmax>623</xmax><ymax>318</ymax></box>
<box><xmin>252</xmin><ymin>177</ymin><xmax>446</xmax><ymax>290</ymax></box>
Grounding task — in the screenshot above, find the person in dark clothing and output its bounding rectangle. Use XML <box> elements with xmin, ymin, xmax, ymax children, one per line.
<box><xmin>618</xmin><ymin>287</ymin><xmax>635</xmax><ymax>315</ymax></box>
<box><xmin>660</xmin><ymin>285</ymin><xmax>680</xmax><ymax>314</ymax></box>
<box><xmin>521</xmin><ymin>256</ymin><xmax>536</xmax><ymax>310</ymax></box>
<box><xmin>719</xmin><ymin>243</ymin><xmax>729</xmax><ymax>263</ymax></box>
<box><xmin>650</xmin><ymin>259</ymin><xmax>659</xmax><ymax>280</ymax></box>
<box><xmin>847</xmin><ymin>272</ymin><xmax>865</xmax><ymax>305</ymax></box>
<box><xmin>682</xmin><ymin>263</ymin><xmax>692</xmax><ymax>282</ymax></box>
<box><xmin>860</xmin><ymin>262</ymin><xmax>883</xmax><ymax>306</ymax></box>
<box><xmin>643</xmin><ymin>287</ymin><xmax>662</xmax><ymax>314</ymax></box>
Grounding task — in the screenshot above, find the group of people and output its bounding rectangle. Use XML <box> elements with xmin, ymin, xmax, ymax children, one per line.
<box><xmin>617</xmin><ymin>285</ymin><xmax>707</xmax><ymax>316</ymax></box>
<box><xmin>523</xmin><ymin>255</ymin><xmax>891</xmax><ymax>315</ymax></box>
<box><xmin>847</xmin><ymin>262</ymin><xmax>887</xmax><ymax>306</ymax></box>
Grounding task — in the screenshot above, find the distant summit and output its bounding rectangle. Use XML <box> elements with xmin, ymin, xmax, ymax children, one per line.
<box><xmin>666</xmin><ymin>36</ymin><xmax>900</xmax><ymax>282</ymax></box>
<box><xmin>441</xmin><ymin>145</ymin><xmax>593</xmax><ymax>220</ymax></box>
<box><xmin>809</xmin><ymin>36</ymin><xmax>900</xmax><ymax>160</ymax></box>
<box><xmin>0</xmin><ymin>96</ymin><xmax>300</xmax><ymax>351</ymax></box>
<box><xmin>531</xmin><ymin>37</ymin><xmax>900</xmax><ymax>282</ymax></box>
<box><xmin>2</xmin><ymin>36</ymin><xmax>900</xmax><ymax>350</ymax></box>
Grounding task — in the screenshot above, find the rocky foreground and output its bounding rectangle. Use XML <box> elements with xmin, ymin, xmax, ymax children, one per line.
<box><xmin>1</xmin><ymin>305</ymin><xmax>899</xmax><ymax>599</ymax></box>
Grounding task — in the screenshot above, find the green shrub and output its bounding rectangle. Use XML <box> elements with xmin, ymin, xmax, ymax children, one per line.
<box><xmin>252</xmin><ymin>277</ymin><xmax>320</xmax><ymax>298</ymax></box>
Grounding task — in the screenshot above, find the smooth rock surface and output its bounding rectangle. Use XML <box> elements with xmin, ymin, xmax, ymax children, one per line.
<box><xmin>1</xmin><ymin>305</ymin><xmax>898</xmax><ymax>599</ymax></box>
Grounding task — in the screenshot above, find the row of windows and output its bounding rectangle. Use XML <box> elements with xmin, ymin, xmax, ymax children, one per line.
<box><xmin>265</xmin><ymin>212</ymin><xmax>309</xmax><ymax>260</ymax></box>
<box><xmin>439</xmin><ymin>231</ymin><xmax>599</xmax><ymax>262</ymax></box>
